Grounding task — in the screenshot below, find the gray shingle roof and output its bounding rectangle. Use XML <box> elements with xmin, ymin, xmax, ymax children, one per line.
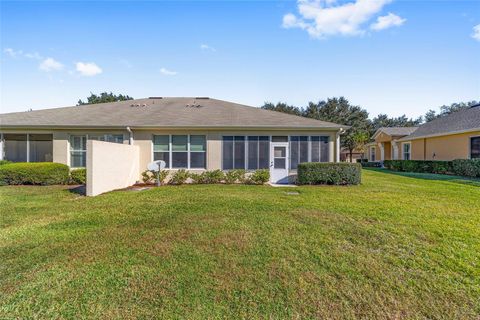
<box><xmin>402</xmin><ymin>106</ymin><xmax>480</xmax><ymax>140</ymax></box>
<box><xmin>0</xmin><ymin>97</ymin><xmax>346</xmax><ymax>130</ymax></box>
<box><xmin>375</xmin><ymin>126</ymin><xmax>418</xmax><ymax>137</ymax></box>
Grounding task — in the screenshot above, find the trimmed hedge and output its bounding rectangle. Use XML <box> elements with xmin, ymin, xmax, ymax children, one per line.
<box><xmin>297</xmin><ymin>163</ymin><xmax>361</xmax><ymax>185</ymax></box>
<box><xmin>70</xmin><ymin>168</ymin><xmax>86</xmax><ymax>184</ymax></box>
<box><xmin>383</xmin><ymin>159</ymin><xmax>480</xmax><ymax>178</ymax></box>
<box><xmin>0</xmin><ymin>160</ymin><xmax>12</xmax><ymax>166</ymax></box>
<box><xmin>0</xmin><ymin>162</ymin><xmax>70</xmax><ymax>185</ymax></box>
<box><xmin>383</xmin><ymin>160</ymin><xmax>453</xmax><ymax>174</ymax></box>
<box><xmin>452</xmin><ymin>159</ymin><xmax>480</xmax><ymax>177</ymax></box>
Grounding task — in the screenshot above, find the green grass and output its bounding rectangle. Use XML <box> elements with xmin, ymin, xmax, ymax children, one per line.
<box><xmin>1</xmin><ymin>169</ymin><xmax>479</xmax><ymax>319</ymax></box>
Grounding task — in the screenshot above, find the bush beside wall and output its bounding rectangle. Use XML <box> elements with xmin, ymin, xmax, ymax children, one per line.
<box><xmin>383</xmin><ymin>159</ymin><xmax>480</xmax><ymax>178</ymax></box>
<box><xmin>70</xmin><ymin>168</ymin><xmax>87</xmax><ymax>184</ymax></box>
<box><xmin>297</xmin><ymin>163</ymin><xmax>362</xmax><ymax>185</ymax></box>
<box><xmin>0</xmin><ymin>162</ymin><xmax>70</xmax><ymax>185</ymax></box>
<box><xmin>452</xmin><ymin>159</ymin><xmax>480</xmax><ymax>177</ymax></box>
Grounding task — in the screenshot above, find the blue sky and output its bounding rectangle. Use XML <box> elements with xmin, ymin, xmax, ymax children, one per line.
<box><xmin>1</xmin><ymin>0</ymin><xmax>479</xmax><ymax>118</ymax></box>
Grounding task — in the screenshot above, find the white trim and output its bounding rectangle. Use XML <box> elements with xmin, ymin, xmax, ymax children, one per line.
<box><xmin>335</xmin><ymin>132</ymin><xmax>340</xmax><ymax>162</ymax></box>
<box><xmin>152</xmin><ymin>134</ymin><xmax>207</xmax><ymax>170</ymax></box>
<box><xmin>402</xmin><ymin>142</ymin><xmax>411</xmax><ymax>160</ymax></box>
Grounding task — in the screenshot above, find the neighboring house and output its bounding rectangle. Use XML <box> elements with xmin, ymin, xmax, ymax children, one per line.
<box><xmin>364</xmin><ymin>127</ymin><xmax>418</xmax><ymax>162</ymax></box>
<box><xmin>397</xmin><ymin>104</ymin><xmax>480</xmax><ymax>160</ymax></box>
<box><xmin>340</xmin><ymin>147</ymin><xmax>364</xmax><ymax>162</ymax></box>
<box><xmin>0</xmin><ymin>97</ymin><xmax>348</xmax><ymax>184</ymax></box>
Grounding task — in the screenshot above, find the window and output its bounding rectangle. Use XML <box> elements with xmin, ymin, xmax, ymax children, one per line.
<box><xmin>471</xmin><ymin>137</ymin><xmax>480</xmax><ymax>159</ymax></box>
<box><xmin>4</xmin><ymin>134</ymin><xmax>27</xmax><ymax>162</ymax></box>
<box><xmin>290</xmin><ymin>136</ymin><xmax>329</xmax><ymax>169</ymax></box>
<box><xmin>153</xmin><ymin>135</ymin><xmax>170</xmax><ymax>168</ymax></box>
<box><xmin>3</xmin><ymin>134</ymin><xmax>53</xmax><ymax>163</ymax></box>
<box><xmin>403</xmin><ymin>143</ymin><xmax>411</xmax><ymax>160</ymax></box>
<box><xmin>247</xmin><ymin>136</ymin><xmax>270</xmax><ymax>170</ymax></box>
<box><xmin>370</xmin><ymin>146</ymin><xmax>376</xmax><ymax>162</ymax></box>
<box><xmin>70</xmin><ymin>135</ymin><xmax>87</xmax><ymax>167</ymax></box>
<box><xmin>89</xmin><ymin>134</ymin><xmax>123</xmax><ymax>143</ymax></box>
<box><xmin>222</xmin><ymin>136</ymin><xmax>245</xmax><ymax>170</ymax></box>
<box><xmin>190</xmin><ymin>135</ymin><xmax>206</xmax><ymax>168</ymax></box>
<box><xmin>29</xmin><ymin>134</ymin><xmax>53</xmax><ymax>162</ymax></box>
<box><xmin>152</xmin><ymin>135</ymin><xmax>207</xmax><ymax>169</ymax></box>
<box><xmin>223</xmin><ymin>136</ymin><xmax>270</xmax><ymax>170</ymax></box>
<box><xmin>172</xmin><ymin>135</ymin><xmax>188</xmax><ymax>168</ymax></box>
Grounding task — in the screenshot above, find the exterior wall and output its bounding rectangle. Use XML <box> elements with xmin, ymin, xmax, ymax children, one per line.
<box><xmin>407</xmin><ymin>131</ymin><xmax>480</xmax><ymax>161</ymax></box>
<box><xmin>133</xmin><ymin>129</ymin><xmax>339</xmax><ymax>175</ymax></box>
<box><xmin>383</xmin><ymin>142</ymin><xmax>392</xmax><ymax>160</ymax></box>
<box><xmin>86</xmin><ymin>140</ymin><xmax>139</xmax><ymax>196</ymax></box>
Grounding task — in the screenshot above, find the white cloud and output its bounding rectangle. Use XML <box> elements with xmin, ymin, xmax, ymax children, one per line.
<box><xmin>370</xmin><ymin>13</ymin><xmax>406</xmax><ymax>31</ymax></box>
<box><xmin>200</xmin><ymin>44</ymin><xmax>216</xmax><ymax>52</ymax></box>
<box><xmin>76</xmin><ymin>62</ymin><xmax>102</xmax><ymax>76</ymax></box>
<box><xmin>282</xmin><ymin>0</ymin><xmax>403</xmax><ymax>38</ymax></box>
<box><xmin>472</xmin><ymin>24</ymin><xmax>480</xmax><ymax>41</ymax></box>
<box><xmin>160</xmin><ymin>67</ymin><xmax>177</xmax><ymax>76</ymax></box>
<box><xmin>4</xmin><ymin>48</ymin><xmax>42</xmax><ymax>59</ymax></box>
<box><xmin>39</xmin><ymin>58</ymin><xmax>64</xmax><ymax>72</ymax></box>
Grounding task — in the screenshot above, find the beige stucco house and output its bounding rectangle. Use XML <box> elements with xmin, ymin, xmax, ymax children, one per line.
<box><xmin>365</xmin><ymin>105</ymin><xmax>480</xmax><ymax>162</ymax></box>
<box><xmin>364</xmin><ymin>127</ymin><xmax>418</xmax><ymax>162</ymax></box>
<box><xmin>397</xmin><ymin>105</ymin><xmax>480</xmax><ymax>160</ymax></box>
<box><xmin>0</xmin><ymin>97</ymin><xmax>348</xmax><ymax>184</ymax></box>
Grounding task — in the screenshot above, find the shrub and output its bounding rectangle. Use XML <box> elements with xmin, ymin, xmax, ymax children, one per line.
<box><xmin>383</xmin><ymin>160</ymin><xmax>454</xmax><ymax>174</ymax></box>
<box><xmin>70</xmin><ymin>168</ymin><xmax>86</xmax><ymax>184</ymax></box>
<box><xmin>170</xmin><ymin>169</ymin><xmax>189</xmax><ymax>185</ymax></box>
<box><xmin>452</xmin><ymin>159</ymin><xmax>480</xmax><ymax>177</ymax></box>
<box><xmin>0</xmin><ymin>160</ymin><xmax>12</xmax><ymax>166</ymax></box>
<box><xmin>142</xmin><ymin>170</ymin><xmax>169</xmax><ymax>185</ymax></box>
<box><xmin>224</xmin><ymin>169</ymin><xmax>246</xmax><ymax>184</ymax></box>
<box><xmin>0</xmin><ymin>162</ymin><xmax>70</xmax><ymax>185</ymax></box>
<box><xmin>189</xmin><ymin>172</ymin><xmax>206</xmax><ymax>184</ymax></box>
<box><xmin>204</xmin><ymin>170</ymin><xmax>225</xmax><ymax>184</ymax></box>
<box><xmin>248</xmin><ymin>169</ymin><xmax>270</xmax><ymax>185</ymax></box>
<box><xmin>297</xmin><ymin>163</ymin><xmax>361</xmax><ymax>185</ymax></box>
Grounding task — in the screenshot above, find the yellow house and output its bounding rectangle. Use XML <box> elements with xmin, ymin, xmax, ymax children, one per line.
<box><xmin>397</xmin><ymin>105</ymin><xmax>480</xmax><ymax>160</ymax></box>
<box><xmin>365</xmin><ymin>127</ymin><xmax>418</xmax><ymax>161</ymax></box>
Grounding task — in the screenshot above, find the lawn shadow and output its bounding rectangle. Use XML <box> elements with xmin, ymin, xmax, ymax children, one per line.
<box><xmin>364</xmin><ymin>168</ymin><xmax>480</xmax><ymax>187</ymax></box>
<box><xmin>67</xmin><ymin>185</ymin><xmax>86</xmax><ymax>196</ymax></box>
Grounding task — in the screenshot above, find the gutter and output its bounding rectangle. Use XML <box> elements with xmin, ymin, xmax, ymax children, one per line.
<box><xmin>396</xmin><ymin>127</ymin><xmax>480</xmax><ymax>142</ymax></box>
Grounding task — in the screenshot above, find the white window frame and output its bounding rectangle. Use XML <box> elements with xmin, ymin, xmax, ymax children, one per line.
<box><xmin>68</xmin><ymin>133</ymin><xmax>123</xmax><ymax>168</ymax></box>
<box><xmin>69</xmin><ymin>135</ymin><xmax>87</xmax><ymax>168</ymax></box>
<box><xmin>152</xmin><ymin>134</ymin><xmax>207</xmax><ymax>170</ymax></box>
<box><xmin>402</xmin><ymin>142</ymin><xmax>411</xmax><ymax>160</ymax></box>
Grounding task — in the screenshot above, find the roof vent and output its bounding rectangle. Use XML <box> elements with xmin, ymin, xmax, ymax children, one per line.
<box><xmin>130</xmin><ymin>103</ymin><xmax>148</xmax><ymax>108</ymax></box>
<box><xmin>195</xmin><ymin>97</ymin><xmax>209</xmax><ymax>99</ymax></box>
<box><xmin>148</xmin><ymin>97</ymin><xmax>163</xmax><ymax>99</ymax></box>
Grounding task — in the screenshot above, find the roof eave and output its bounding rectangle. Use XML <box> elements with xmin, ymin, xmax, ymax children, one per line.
<box><xmin>397</xmin><ymin>127</ymin><xmax>480</xmax><ymax>141</ymax></box>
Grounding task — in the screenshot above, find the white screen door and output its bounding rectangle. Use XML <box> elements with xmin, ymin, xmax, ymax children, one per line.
<box><xmin>270</xmin><ymin>142</ymin><xmax>289</xmax><ymax>184</ymax></box>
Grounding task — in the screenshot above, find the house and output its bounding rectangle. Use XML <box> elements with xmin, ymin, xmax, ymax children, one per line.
<box><xmin>364</xmin><ymin>127</ymin><xmax>418</xmax><ymax>162</ymax></box>
<box><xmin>0</xmin><ymin>97</ymin><xmax>348</xmax><ymax>184</ymax></box>
<box><xmin>340</xmin><ymin>147</ymin><xmax>364</xmax><ymax>162</ymax></box>
<box><xmin>397</xmin><ymin>104</ymin><xmax>480</xmax><ymax>160</ymax></box>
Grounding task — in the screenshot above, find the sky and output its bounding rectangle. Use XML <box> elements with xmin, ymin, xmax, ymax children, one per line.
<box><xmin>1</xmin><ymin>0</ymin><xmax>479</xmax><ymax>119</ymax></box>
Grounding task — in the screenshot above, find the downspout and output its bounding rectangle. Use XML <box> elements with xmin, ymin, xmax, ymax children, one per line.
<box><xmin>336</xmin><ymin>129</ymin><xmax>344</xmax><ymax>163</ymax></box>
<box><xmin>126</xmin><ymin>127</ymin><xmax>133</xmax><ymax>145</ymax></box>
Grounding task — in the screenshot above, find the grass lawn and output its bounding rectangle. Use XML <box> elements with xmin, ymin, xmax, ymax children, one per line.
<box><xmin>1</xmin><ymin>169</ymin><xmax>479</xmax><ymax>319</ymax></box>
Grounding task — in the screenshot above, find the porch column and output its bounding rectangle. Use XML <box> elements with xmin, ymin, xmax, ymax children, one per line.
<box><xmin>378</xmin><ymin>142</ymin><xmax>385</xmax><ymax>161</ymax></box>
<box><xmin>335</xmin><ymin>131</ymin><xmax>340</xmax><ymax>162</ymax></box>
<box><xmin>392</xmin><ymin>141</ymin><xmax>399</xmax><ymax>160</ymax></box>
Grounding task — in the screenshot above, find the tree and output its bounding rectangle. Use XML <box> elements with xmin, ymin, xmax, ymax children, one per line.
<box><xmin>302</xmin><ymin>97</ymin><xmax>371</xmax><ymax>161</ymax></box>
<box><xmin>77</xmin><ymin>92</ymin><xmax>134</xmax><ymax>105</ymax></box>
<box><xmin>370</xmin><ymin>113</ymin><xmax>422</xmax><ymax>136</ymax></box>
<box><xmin>423</xmin><ymin>101</ymin><xmax>478</xmax><ymax>122</ymax></box>
<box><xmin>261</xmin><ymin>102</ymin><xmax>302</xmax><ymax>116</ymax></box>
<box><xmin>353</xmin><ymin>131</ymin><xmax>370</xmax><ymax>162</ymax></box>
